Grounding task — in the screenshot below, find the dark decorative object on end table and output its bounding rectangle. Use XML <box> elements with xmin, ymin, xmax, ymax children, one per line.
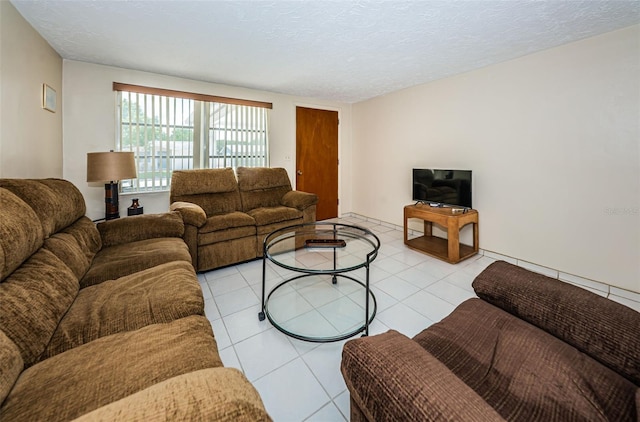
<box><xmin>128</xmin><ymin>198</ymin><xmax>143</xmax><ymax>216</ymax></box>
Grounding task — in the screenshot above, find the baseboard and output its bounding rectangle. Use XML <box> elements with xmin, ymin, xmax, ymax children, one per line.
<box><xmin>341</xmin><ymin>212</ymin><xmax>640</xmax><ymax>312</ymax></box>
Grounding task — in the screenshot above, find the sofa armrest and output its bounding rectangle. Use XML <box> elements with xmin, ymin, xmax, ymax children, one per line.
<box><xmin>97</xmin><ymin>212</ymin><xmax>185</xmax><ymax>247</ymax></box>
<box><xmin>341</xmin><ymin>330</ymin><xmax>504</xmax><ymax>422</ymax></box>
<box><xmin>71</xmin><ymin>368</ymin><xmax>272</xmax><ymax>422</ymax></box>
<box><xmin>170</xmin><ymin>201</ymin><xmax>207</xmax><ymax>227</ymax></box>
<box><xmin>281</xmin><ymin>190</ymin><xmax>318</xmax><ymax>211</ymax></box>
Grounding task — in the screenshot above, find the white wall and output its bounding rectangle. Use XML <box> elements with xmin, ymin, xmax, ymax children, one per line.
<box><xmin>0</xmin><ymin>1</ymin><xmax>62</xmax><ymax>177</ymax></box>
<box><xmin>352</xmin><ymin>25</ymin><xmax>640</xmax><ymax>293</ymax></box>
<box><xmin>62</xmin><ymin>60</ymin><xmax>352</xmax><ymax>220</ymax></box>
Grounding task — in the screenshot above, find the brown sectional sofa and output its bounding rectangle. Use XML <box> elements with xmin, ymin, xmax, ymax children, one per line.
<box><xmin>170</xmin><ymin>167</ymin><xmax>318</xmax><ymax>272</ymax></box>
<box><xmin>0</xmin><ymin>179</ymin><xmax>271</xmax><ymax>421</ymax></box>
<box><xmin>341</xmin><ymin>261</ymin><xmax>640</xmax><ymax>421</ymax></box>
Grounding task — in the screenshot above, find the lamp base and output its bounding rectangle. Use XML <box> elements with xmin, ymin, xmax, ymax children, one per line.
<box><xmin>104</xmin><ymin>182</ymin><xmax>120</xmax><ymax>220</ymax></box>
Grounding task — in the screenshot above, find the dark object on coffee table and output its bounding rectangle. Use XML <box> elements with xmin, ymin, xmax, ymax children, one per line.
<box><xmin>305</xmin><ymin>238</ymin><xmax>347</xmax><ymax>248</ymax></box>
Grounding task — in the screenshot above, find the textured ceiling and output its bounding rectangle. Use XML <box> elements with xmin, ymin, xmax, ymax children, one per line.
<box><xmin>11</xmin><ymin>0</ymin><xmax>640</xmax><ymax>103</ymax></box>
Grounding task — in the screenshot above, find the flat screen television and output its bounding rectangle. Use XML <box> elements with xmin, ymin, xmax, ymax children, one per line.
<box><xmin>412</xmin><ymin>169</ymin><xmax>472</xmax><ymax>208</ymax></box>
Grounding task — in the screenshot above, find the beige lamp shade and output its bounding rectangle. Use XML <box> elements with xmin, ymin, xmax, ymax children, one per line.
<box><xmin>86</xmin><ymin>152</ymin><xmax>137</xmax><ymax>182</ymax></box>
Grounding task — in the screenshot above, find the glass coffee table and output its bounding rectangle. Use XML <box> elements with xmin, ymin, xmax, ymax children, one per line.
<box><xmin>258</xmin><ymin>222</ymin><xmax>380</xmax><ymax>342</ymax></box>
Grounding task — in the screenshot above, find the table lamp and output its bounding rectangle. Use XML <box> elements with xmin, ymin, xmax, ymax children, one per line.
<box><xmin>87</xmin><ymin>151</ymin><xmax>137</xmax><ymax>220</ymax></box>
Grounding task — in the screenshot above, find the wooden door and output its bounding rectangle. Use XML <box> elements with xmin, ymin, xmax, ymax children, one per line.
<box><xmin>296</xmin><ymin>107</ymin><xmax>339</xmax><ymax>221</ymax></box>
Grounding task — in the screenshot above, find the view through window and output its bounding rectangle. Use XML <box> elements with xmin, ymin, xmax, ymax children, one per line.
<box><xmin>115</xmin><ymin>84</ymin><xmax>271</xmax><ymax>193</ymax></box>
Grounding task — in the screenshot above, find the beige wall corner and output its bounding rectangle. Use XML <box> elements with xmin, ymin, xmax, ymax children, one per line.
<box><xmin>352</xmin><ymin>25</ymin><xmax>640</xmax><ymax>293</ymax></box>
<box><xmin>0</xmin><ymin>1</ymin><xmax>62</xmax><ymax>178</ymax></box>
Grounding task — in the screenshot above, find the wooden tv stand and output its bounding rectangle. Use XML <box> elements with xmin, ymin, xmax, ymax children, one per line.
<box><xmin>404</xmin><ymin>204</ymin><xmax>479</xmax><ymax>264</ymax></box>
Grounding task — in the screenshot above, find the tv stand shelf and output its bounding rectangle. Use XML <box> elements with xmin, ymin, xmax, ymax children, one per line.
<box><xmin>404</xmin><ymin>204</ymin><xmax>479</xmax><ymax>264</ymax></box>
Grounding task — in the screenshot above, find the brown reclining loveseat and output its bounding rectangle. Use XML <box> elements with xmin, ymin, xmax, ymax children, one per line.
<box><xmin>170</xmin><ymin>167</ymin><xmax>318</xmax><ymax>272</ymax></box>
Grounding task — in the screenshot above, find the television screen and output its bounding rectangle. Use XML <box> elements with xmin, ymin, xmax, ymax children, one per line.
<box><xmin>413</xmin><ymin>169</ymin><xmax>472</xmax><ymax>208</ymax></box>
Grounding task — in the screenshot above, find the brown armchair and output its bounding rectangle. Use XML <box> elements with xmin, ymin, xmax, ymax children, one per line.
<box><xmin>170</xmin><ymin>167</ymin><xmax>318</xmax><ymax>272</ymax></box>
<box><xmin>341</xmin><ymin>261</ymin><xmax>640</xmax><ymax>421</ymax></box>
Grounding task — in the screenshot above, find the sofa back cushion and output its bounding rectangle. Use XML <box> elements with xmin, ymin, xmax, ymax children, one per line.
<box><xmin>0</xmin><ymin>189</ymin><xmax>44</xmax><ymax>282</ymax></box>
<box><xmin>0</xmin><ymin>179</ymin><xmax>86</xmax><ymax>368</ymax></box>
<box><xmin>473</xmin><ymin>261</ymin><xmax>640</xmax><ymax>386</ymax></box>
<box><xmin>236</xmin><ymin>167</ymin><xmax>292</xmax><ymax>212</ymax></box>
<box><xmin>0</xmin><ymin>330</ymin><xmax>23</xmax><ymax>406</ymax></box>
<box><xmin>0</xmin><ymin>179</ymin><xmax>86</xmax><ymax>239</ymax></box>
<box><xmin>170</xmin><ymin>169</ymin><xmax>242</xmax><ymax>216</ymax></box>
<box><xmin>43</xmin><ymin>217</ymin><xmax>102</xmax><ymax>280</ymax></box>
<box><xmin>0</xmin><ymin>248</ymin><xmax>79</xmax><ymax>367</ymax></box>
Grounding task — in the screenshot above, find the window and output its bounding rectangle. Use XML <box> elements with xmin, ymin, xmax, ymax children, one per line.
<box><xmin>114</xmin><ymin>83</ymin><xmax>271</xmax><ymax>193</ymax></box>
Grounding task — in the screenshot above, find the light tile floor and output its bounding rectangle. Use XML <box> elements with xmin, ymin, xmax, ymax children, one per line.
<box><xmin>199</xmin><ymin>215</ymin><xmax>496</xmax><ymax>421</ymax></box>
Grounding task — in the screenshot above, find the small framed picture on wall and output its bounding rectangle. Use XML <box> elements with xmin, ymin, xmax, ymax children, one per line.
<box><xmin>42</xmin><ymin>83</ymin><xmax>56</xmax><ymax>112</ymax></box>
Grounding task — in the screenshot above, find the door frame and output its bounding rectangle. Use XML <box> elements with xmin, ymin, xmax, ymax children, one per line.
<box><xmin>294</xmin><ymin>102</ymin><xmax>342</xmax><ymax>218</ymax></box>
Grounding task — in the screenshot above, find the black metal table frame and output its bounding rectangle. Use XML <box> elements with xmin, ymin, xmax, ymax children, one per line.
<box><xmin>258</xmin><ymin>222</ymin><xmax>380</xmax><ymax>343</ymax></box>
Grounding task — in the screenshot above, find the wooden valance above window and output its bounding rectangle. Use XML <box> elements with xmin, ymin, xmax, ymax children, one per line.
<box><xmin>113</xmin><ymin>82</ymin><xmax>273</xmax><ymax>109</ymax></box>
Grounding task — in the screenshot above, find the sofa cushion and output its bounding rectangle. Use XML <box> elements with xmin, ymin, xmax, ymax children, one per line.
<box><xmin>236</xmin><ymin>167</ymin><xmax>291</xmax><ymax>192</ymax></box>
<box><xmin>42</xmin><ymin>261</ymin><xmax>203</xmax><ymax>360</ymax></box>
<box><xmin>171</xmin><ymin>168</ymin><xmax>242</xmax><ymax>216</ymax></box>
<box><xmin>43</xmin><ymin>217</ymin><xmax>101</xmax><ymax>280</ymax></box>
<box><xmin>80</xmin><ymin>237</ymin><xmax>192</xmax><ymax>288</ymax></box>
<box><xmin>72</xmin><ymin>368</ymin><xmax>272</xmax><ymax>422</ymax></box>
<box><xmin>0</xmin><ymin>248</ymin><xmax>78</xmax><ymax>367</ymax></box>
<box><xmin>182</xmin><ymin>191</ymin><xmax>244</xmax><ymax>217</ymax></box>
<box><xmin>171</xmin><ymin>168</ymin><xmax>238</xmax><ymax>195</ymax></box>
<box><xmin>248</xmin><ymin>206</ymin><xmax>302</xmax><ymax>227</ymax></box>
<box><xmin>413</xmin><ymin>298</ymin><xmax>638</xmax><ymax>421</ymax></box>
<box><xmin>0</xmin><ymin>179</ymin><xmax>86</xmax><ymax>239</ymax></box>
<box><xmin>0</xmin><ymin>330</ymin><xmax>23</xmax><ymax>406</ymax></box>
<box><xmin>237</xmin><ymin>167</ymin><xmax>292</xmax><ymax>211</ymax></box>
<box><xmin>473</xmin><ymin>260</ymin><xmax>640</xmax><ymax>385</ymax></box>
<box><xmin>1</xmin><ymin>315</ymin><xmax>222</xmax><ymax>422</ymax></box>
<box><xmin>200</xmin><ymin>211</ymin><xmax>257</xmax><ymax>233</ymax></box>
<box><xmin>0</xmin><ymin>188</ymin><xmax>43</xmax><ymax>281</ymax></box>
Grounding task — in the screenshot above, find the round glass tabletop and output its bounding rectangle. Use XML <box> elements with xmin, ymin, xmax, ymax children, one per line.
<box><xmin>264</xmin><ymin>223</ymin><xmax>380</xmax><ymax>273</ymax></box>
